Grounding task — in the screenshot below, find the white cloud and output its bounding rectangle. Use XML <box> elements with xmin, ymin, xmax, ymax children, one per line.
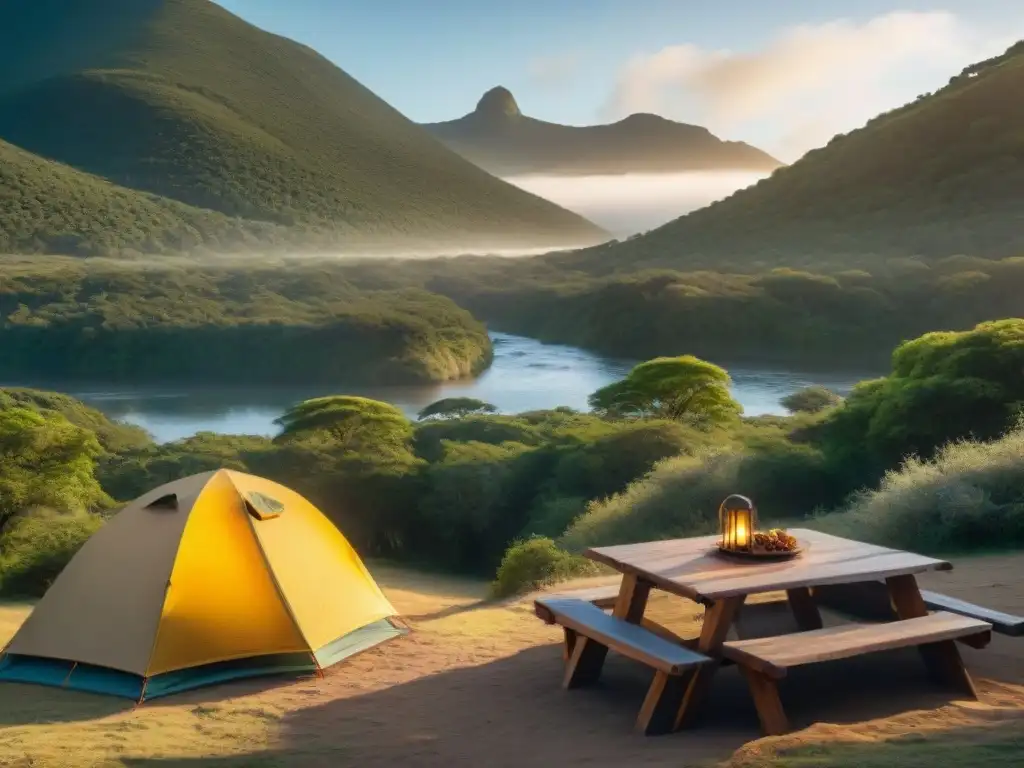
<box><xmin>529</xmin><ymin>51</ymin><xmax>581</xmax><ymax>87</ymax></box>
<box><xmin>604</xmin><ymin>12</ymin><xmax>1013</xmax><ymax>160</ymax></box>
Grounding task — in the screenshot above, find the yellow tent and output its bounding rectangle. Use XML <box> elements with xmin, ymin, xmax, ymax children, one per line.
<box><xmin>0</xmin><ymin>469</ymin><xmax>403</xmax><ymax>700</ymax></box>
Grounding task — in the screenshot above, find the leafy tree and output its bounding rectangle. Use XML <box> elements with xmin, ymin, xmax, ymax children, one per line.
<box><xmin>417</xmin><ymin>397</ymin><xmax>497</xmax><ymax>420</ymax></box>
<box><xmin>781</xmin><ymin>385</ymin><xmax>844</xmax><ymax>414</ymax></box>
<box><xmin>273</xmin><ymin>396</ymin><xmax>413</xmax><ymax>457</ymax></box>
<box><xmin>0</xmin><ymin>407</ymin><xmax>109</xmax><ymax>532</ymax></box>
<box><xmin>815</xmin><ymin>319</ymin><xmax>1024</xmax><ymax>470</ymax></box>
<box><xmin>589</xmin><ymin>356</ymin><xmax>741</xmax><ymax>427</ymax></box>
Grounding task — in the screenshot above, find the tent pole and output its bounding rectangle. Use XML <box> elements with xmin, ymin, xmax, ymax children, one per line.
<box><xmin>61</xmin><ymin>662</ymin><xmax>78</xmax><ymax>687</ymax></box>
<box><xmin>311</xmin><ymin>652</ymin><xmax>325</xmax><ymax>679</ymax></box>
<box><xmin>135</xmin><ymin>677</ymin><xmax>150</xmax><ymax>708</ymax></box>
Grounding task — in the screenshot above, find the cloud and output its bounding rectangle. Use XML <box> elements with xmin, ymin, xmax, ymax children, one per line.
<box><xmin>604</xmin><ymin>12</ymin><xmax>1010</xmax><ymax>159</ymax></box>
<box><xmin>529</xmin><ymin>51</ymin><xmax>581</xmax><ymax>87</ymax></box>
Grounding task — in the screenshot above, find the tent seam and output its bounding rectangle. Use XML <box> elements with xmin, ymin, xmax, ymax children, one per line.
<box><xmin>141</xmin><ymin>474</ymin><xmax>220</xmax><ymax>678</ymax></box>
<box><xmin>227</xmin><ymin>471</ymin><xmax>316</xmax><ymax>655</ymax></box>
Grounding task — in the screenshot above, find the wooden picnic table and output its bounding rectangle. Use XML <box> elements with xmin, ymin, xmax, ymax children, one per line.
<box><xmin>582</xmin><ymin>528</ymin><xmax>964</xmax><ymax>732</ymax></box>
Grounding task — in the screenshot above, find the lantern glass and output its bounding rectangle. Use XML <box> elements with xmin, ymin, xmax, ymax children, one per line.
<box><xmin>719</xmin><ymin>495</ymin><xmax>757</xmax><ymax>551</ymax></box>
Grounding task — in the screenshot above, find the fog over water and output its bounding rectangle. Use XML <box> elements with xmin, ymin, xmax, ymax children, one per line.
<box><xmin>504</xmin><ymin>171</ymin><xmax>771</xmax><ymax>238</ymax></box>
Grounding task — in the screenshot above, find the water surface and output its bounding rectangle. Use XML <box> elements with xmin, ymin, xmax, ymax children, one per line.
<box><xmin>60</xmin><ymin>332</ymin><xmax>868</xmax><ymax>443</ymax></box>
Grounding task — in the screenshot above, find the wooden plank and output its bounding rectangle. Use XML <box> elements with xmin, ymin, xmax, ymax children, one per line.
<box><xmin>545</xmin><ymin>583</ymin><xmax>620</xmax><ymax>609</ymax></box>
<box><xmin>542</xmin><ymin>599</ymin><xmax>710</xmax><ymax>675</ymax></box>
<box><xmin>887</xmin><ymin>576</ymin><xmax>980</xmax><ymax>698</ymax></box>
<box><xmin>613</xmin><ymin>573</ymin><xmax>651</xmax><ymax>623</ymax></box>
<box><xmin>585</xmin><ymin>529</ymin><xmax>952</xmax><ymax>604</ymax></box>
<box><xmin>563</xmin><ymin>636</ymin><xmax>608</xmax><ymax>689</ymax></box>
<box><xmin>921</xmin><ymin>590</ymin><xmax>1024</xmax><ymax>637</ymax></box>
<box><xmin>740</xmin><ymin>666</ymin><xmax>790</xmax><ymax>736</ymax></box>
<box><xmin>674</xmin><ymin>595</ymin><xmax>746</xmax><ymax>730</ymax></box>
<box><xmin>722</xmin><ymin>611</ymin><xmax>992</xmax><ymax>680</ymax></box>
<box><xmin>636</xmin><ymin>671</ymin><xmax>688</xmax><ymax>736</ymax></box>
<box><xmin>786</xmin><ymin>587</ymin><xmax>824</xmax><ymax>631</ymax></box>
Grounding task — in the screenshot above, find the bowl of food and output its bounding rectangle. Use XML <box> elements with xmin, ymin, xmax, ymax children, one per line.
<box><xmin>716</xmin><ymin>528</ymin><xmax>803</xmax><ymax>560</ymax></box>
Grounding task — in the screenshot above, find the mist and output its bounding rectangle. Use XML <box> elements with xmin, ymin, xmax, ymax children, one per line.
<box><xmin>503</xmin><ymin>171</ymin><xmax>770</xmax><ymax>238</ymax></box>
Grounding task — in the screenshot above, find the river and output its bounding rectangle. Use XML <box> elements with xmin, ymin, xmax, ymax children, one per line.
<box><xmin>62</xmin><ymin>332</ymin><xmax>870</xmax><ymax>443</ymax></box>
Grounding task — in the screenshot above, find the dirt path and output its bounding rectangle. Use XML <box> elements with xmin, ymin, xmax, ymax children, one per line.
<box><xmin>1</xmin><ymin>558</ymin><xmax>1024</xmax><ymax>767</ymax></box>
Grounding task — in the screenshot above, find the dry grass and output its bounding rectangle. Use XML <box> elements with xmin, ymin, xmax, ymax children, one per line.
<box><xmin>1</xmin><ymin>558</ymin><xmax>1024</xmax><ymax>767</ymax></box>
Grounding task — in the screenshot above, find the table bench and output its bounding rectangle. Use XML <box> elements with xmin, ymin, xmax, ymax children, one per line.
<box><xmin>814</xmin><ymin>582</ymin><xmax>1024</xmax><ymax>636</ymax></box>
<box><xmin>534</xmin><ymin>597</ymin><xmax>712</xmax><ymax>734</ymax></box>
<box><xmin>722</xmin><ymin>611</ymin><xmax>992</xmax><ymax>735</ymax></box>
<box><xmin>536</xmin><ymin>584</ymin><xmax>688</xmax><ymax>649</ymax></box>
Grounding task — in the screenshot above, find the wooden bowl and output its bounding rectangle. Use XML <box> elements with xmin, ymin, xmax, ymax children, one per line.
<box><xmin>715</xmin><ymin>542</ymin><xmax>803</xmax><ymax>560</ymax></box>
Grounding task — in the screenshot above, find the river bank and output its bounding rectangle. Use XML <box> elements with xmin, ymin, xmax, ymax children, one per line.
<box><xmin>42</xmin><ymin>332</ymin><xmax>869</xmax><ymax>442</ymax></box>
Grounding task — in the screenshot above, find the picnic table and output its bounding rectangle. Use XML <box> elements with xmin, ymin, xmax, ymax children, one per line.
<box><xmin>536</xmin><ymin>528</ymin><xmax>1004</xmax><ymax>736</ymax></box>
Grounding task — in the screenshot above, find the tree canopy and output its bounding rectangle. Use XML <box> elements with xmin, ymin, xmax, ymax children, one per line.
<box><xmin>417</xmin><ymin>397</ymin><xmax>497</xmax><ymax>421</ymax></box>
<box><xmin>781</xmin><ymin>386</ymin><xmax>844</xmax><ymax>414</ymax></box>
<box><xmin>815</xmin><ymin>319</ymin><xmax>1024</xmax><ymax>468</ymax></box>
<box><xmin>589</xmin><ymin>356</ymin><xmax>741</xmax><ymax>427</ymax></box>
<box><xmin>274</xmin><ymin>396</ymin><xmax>413</xmax><ymax>457</ymax></box>
<box><xmin>0</xmin><ymin>407</ymin><xmax>109</xmax><ymax>532</ymax></box>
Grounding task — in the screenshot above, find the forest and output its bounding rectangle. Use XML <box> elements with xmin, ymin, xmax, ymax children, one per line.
<box><xmin>2</xmin><ymin>318</ymin><xmax>1021</xmax><ymax>600</ymax></box>
<box><xmin>0</xmin><ymin>258</ymin><xmax>492</xmax><ymax>385</ymax></box>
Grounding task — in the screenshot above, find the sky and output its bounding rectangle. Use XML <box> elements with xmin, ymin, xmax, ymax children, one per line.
<box><xmin>215</xmin><ymin>0</ymin><xmax>1024</xmax><ymax>161</ymax></box>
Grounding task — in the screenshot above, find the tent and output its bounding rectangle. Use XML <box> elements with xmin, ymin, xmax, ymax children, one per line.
<box><xmin>0</xmin><ymin>469</ymin><xmax>404</xmax><ymax>700</ymax></box>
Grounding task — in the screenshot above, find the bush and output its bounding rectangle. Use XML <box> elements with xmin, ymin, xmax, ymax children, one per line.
<box><xmin>781</xmin><ymin>385</ymin><xmax>843</xmax><ymax>414</ymax></box>
<box><xmin>813</xmin><ymin>424</ymin><xmax>1024</xmax><ymax>553</ymax></box>
<box><xmin>490</xmin><ymin>537</ymin><xmax>598</xmax><ymax>598</ymax></box>
<box><xmin>0</xmin><ymin>510</ymin><xmax>103</xmax><ymax>597</ymax></box>
<box><xmin>561</xmin><ymin>437</ymin><xmax>843</xmax><ymax>551</ymax></box>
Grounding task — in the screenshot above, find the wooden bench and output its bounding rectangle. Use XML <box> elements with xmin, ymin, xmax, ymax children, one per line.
<box><xmin>723</xmin><ymin>611</ymin><xmax>992</xmax><ymax>735</ymax></box>
<box><xmin>814</xmin><ymin>582</ymin><xmax>1024</xmax><ymax>637</ymax></box>
<box><xmin>535</xmin><ymin>584</ymin><xmax>687</xmax><ymax>647</ymax></box>
<box><xmin>921</xmin><ymin>591</ymin><xmax>1024</xmax><ymax>637</ymax></box>
<box><xmin>534</xmin><ymin>597</ymin><xmax>712</xmax><ymax>735</ymax></box>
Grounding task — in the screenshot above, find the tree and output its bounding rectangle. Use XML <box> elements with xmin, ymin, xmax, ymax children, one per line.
<box><xmin>417</xmin><ymin>397</ymin><xmax>497</xmax><ymax>421</ymax></box>
<box><xmin>0</xmin><ymin>408</ymin><xmax>109</xmax><ymax>533</ymax></box>
<box><xmin>781</xmin><ymin>385</ymin><xmax>843</xmax><ymax>414</ymax></box>
<box><xmin>816</xmin><ymin>319</ymin><xmax>1024</xmax><ymax>469</ymax></box>
<box><xmin>273</xmin><ymin>396</ymin><xmax>413</xmax><ymax>458</ymax></box>
<box><xmin>588</xmin><ymin>356</ymin><xmax>741</xmax><ymax>427</ymax></box>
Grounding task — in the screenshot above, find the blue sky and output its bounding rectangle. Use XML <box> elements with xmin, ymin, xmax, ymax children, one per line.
<box><xmin>216</xmin><ymin>1</ymin><xmax>1023</xmax><ymax>160</ymax></box>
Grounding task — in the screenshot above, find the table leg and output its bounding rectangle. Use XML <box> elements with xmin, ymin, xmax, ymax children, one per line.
<box><xmin>613</xmin><ymin>573</ymin><xmax>652</xmax><ymax>622</ymax></box>
<box><xmin>786</xmin><ymin>587</ymin><xmax>824</xmax><ymax>631</ymax></box>
<box><xmin>673</xmin><ymin>595</ymin><xmax>746</xmax><ymax>730</ymax></box>
<box><xmin>886</xmin><ymin>574</ymin><xmax>977</xmax><ymax>698</ymax></box>
<box><xmin>564</xmin><ymin>573</ymin><xmax>652</xmax><ymax>688</ymax></box>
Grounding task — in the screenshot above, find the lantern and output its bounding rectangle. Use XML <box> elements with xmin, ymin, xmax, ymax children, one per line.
<box><xmin>719</xmin><ymin>494</ymin><xmax>756</xmax><ymax>551</ymax></box>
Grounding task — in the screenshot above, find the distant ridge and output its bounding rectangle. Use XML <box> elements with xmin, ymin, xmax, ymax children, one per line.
<box><xmin>0</xmin><ymin>0</ymin><xmax>606</xmax><ymax>257</ymax></box>
<box><xmin>421</xmin><ymin>86</ymin><xmax>783</xmax><ymax>176</ymax></box>
<box><xmin>559</xmin><ymin>41</ymin><xmax>1024</xmax><ymax>271</ymax></box>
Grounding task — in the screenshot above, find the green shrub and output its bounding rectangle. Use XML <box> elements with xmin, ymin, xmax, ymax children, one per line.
<box><xmin>0</xmin><ymin>510</ymin><xmax>103</xmax><ymax>597</ymax></box>
<box><xmin>813</xmin><ymin>424</ymin><xmax>1024</xmax><ymax>553</ymax></box>
<box><xmin>781</xmin><ymin>385</ymin><xmax>843</xmax><ymax>414</ymax></box>
<box><xmin>561</xmin><ymin>437</ymin><xmax>842</xmax><ymax>551</ymax></box>
<box><xmin>520</xmin><ymin>495</ymin><xmax>589</xmax><ymax>540</ymax></box>
<box><xmin>490</xmin><ymin>536</ymin><xmax>598</xmax><ymax>599</ymax></box>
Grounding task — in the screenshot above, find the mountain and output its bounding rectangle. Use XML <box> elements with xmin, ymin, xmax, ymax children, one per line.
<box><xmin>421</xmin><ymin>86</ymin><xmax>783</xmax><ymax>177</ymax></box>
<box><xmin>559</xmin><ymin>41</ymin><xmax>1024</xmax><ymax>272</ymax></box>
<box><xmin>0</xmin><ymin>0</ymin><xmax>605</xmax><ymax>257</ymax></box>
<box><xmin>0</xmin><ymin>138</ymin><xmax>295</xmax><ymax>256</ymax></box>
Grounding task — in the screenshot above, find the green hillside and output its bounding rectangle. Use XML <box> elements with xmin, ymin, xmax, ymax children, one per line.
<box><xmin>422</xmin><ymin>86</ymin><xmax>782</xmax><ymax>176</ymax></box>
<box><xmin>0</xmin><ymin>0</ymin><xmax>605</xmax><ymax>256</ymax></box>
<box><xmin>0</xmin><ymin>138</ymin><xmax>293</xmax><ymax>256</ymax></box>
<box><xmin>561</xmin><ymin>41</ymin><xmax>1024</xmax><ymax>272</ymax></box>
<box><xmin>0</xmin><ymin>256</ymin><xmax>493</xmax><ymax>385</ymax></box>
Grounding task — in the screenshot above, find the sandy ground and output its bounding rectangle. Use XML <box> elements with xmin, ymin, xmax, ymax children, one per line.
<box><xmin>1</xmin><ymin>556</ymin><xmax>1024</xmax><ymax>767</ymax></box>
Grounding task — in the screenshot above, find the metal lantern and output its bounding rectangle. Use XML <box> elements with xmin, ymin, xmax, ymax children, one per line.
<box><xmin>719</xmin><ymin>494</ymin><xmax>756</xmax><ymax>551</ymax></box>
